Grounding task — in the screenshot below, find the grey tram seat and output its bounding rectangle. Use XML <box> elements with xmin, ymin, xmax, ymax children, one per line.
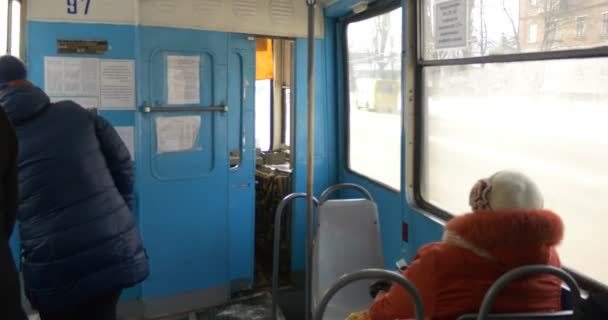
<box><xmin>312</xmin><ymin>184</ymin><xmax>385</xmax><ymax>320</ymax></box>
<box><xmin>457</xmin><ymin>265</ymin><xmax>581</xmax><ymax>320</ymax></box>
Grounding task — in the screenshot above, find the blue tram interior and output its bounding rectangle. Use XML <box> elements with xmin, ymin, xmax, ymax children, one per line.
<box><xmin>2</xmin><ymin>0</ymin><xmax>608</xmax><ymax>319</ymax></box>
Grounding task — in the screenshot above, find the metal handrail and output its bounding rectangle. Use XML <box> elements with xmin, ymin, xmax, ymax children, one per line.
<box><xmin>272</xmin><ymin>193</ymin><xmax>320</xmax><ymax>320</ymax></box>
<box><xmin>305</xmin><ymin>1</ymin><xmax>317</xmax><ymax>319</ymax></box>
<box><xmin>142</xmin><ymin>105</ymin><xmax>228</xmax><ymax>113</ymax></box>
<box><xmin>319</xmin><ymin>183</ymin><xmax>374</xmax><ymax>204</ymax></box>
<box><xmin>313</xmin><ymin>269</ymin><xmax>425</xmax><ymax>320</ymax></box>
<box><xmin>477</xmin><ymin>266</ymin><xmax>581</xmax><ymax>320</ymax></box>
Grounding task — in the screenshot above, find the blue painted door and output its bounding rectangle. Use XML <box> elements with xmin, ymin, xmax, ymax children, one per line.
<box><xmin>137</xmin><ymin>28</ymin><xmax>231</xmax><ymax>303</ymax></box>
<box><xmin>227</xmin><ymin>34</ymin><xmax>257</xmax><ymax>291</ymax></box>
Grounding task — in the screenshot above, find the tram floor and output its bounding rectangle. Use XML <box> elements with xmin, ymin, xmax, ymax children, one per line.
<box><xmin>153</xmin><ymin>287</ymin><xmax>305</xmax><ymax>320</ymax></box>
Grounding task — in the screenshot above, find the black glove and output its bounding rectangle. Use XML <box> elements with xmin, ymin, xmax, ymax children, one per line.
<box><xmin>369</xmin><ymin>280</ymin><xmax>392</xmax><ymax>299</ymax></box>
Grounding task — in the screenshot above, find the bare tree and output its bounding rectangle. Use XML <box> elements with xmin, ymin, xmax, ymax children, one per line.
<box><xmin>478</xmin><ymin>0</ymin><xmax>488</xmax><ymax>55</ymax></box>
<box><xmin>542</xmin><ymin>0</ymin><xmax>562</xmax><ymax>50</ymax></box>
<box><xmin>373</xmin><ymin>13</ymin><xmax>391</xmax><ymax>77</ymax></box>
<box><xmin>502</xmin><ymin>0</ymin><xmax>521</xmax><ymax>52</ymax></box>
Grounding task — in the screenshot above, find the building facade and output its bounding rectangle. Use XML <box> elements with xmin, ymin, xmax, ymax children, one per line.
<box><xmin>519</xmin><ymin>0</ymin><xmax>608</xmax><ymax>51</ymax></box>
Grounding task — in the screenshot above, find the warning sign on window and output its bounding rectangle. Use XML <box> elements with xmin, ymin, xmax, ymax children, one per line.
<box><xmin>435</xmin><ymin>0</ymin><xmax>467</xmax><ymax>49</ymax></box>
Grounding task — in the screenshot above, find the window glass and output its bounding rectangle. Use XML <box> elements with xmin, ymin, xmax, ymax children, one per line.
<box><xmin>255</xmin><ymin>79</ymin><xmax>272</xmax><ymax>152</ymax></box>
<box><xmin>421</xmin><ymin>57</ymin><xmax>608</xmax><ymax>284</ymax></box>
<box><xmin>0</xmin><ymin>0</ymin><xmax>8</xmax><ymax>55</ymax></box>
<box><xmin>346</xmin><ymin>7</ymin><xmax>402</xmax><ymax>190</ymax></box>
<box><xmin>575</xmin><ymin>16</ymin><xmax>586</xmax><ymax>39</ymax></box>
<box><xmin>10</xmin><ymin>0</ymin><xmax>20</xmax><ymax>57</ymax></box>
<box><xmin>528</xmin><ymin>23</ymin><xmax>538</xmax><ymax>43</ymax></box>
<box><xmin>283</xmin><ymin>87</ymin><xmax>291</xmax><ymax>146</ymax></box>
<box><xmin>422</xmin><ymin>0</ymin><xmax>608</xmax><ymax>60</ymax></box>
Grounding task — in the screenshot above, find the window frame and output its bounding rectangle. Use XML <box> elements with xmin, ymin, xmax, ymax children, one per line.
<box><xmin>409</xmin><ymin>0</ymin><xmax>608</xmax><ymax>290</ymax></box>
<box><xmin>341</xmin><ymin>0</ymin><xmax>403</xmax><ymax>193</ymax></box>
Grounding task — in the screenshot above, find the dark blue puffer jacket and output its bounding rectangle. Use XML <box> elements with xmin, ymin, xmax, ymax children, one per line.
<box><xmin>0</xmin><ymin>84</ymin><xmax>149</xmax><ymax>312</ymax></box>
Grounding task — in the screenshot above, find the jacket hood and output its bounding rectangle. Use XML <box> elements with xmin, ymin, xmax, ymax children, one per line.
<box><xmin>443</xmin><ymin>210</ymin><xmax>563</xmax><ymax>267</ymax></box>
<box><xmin>0</xmin><ymin>84</ymin><xmax>50</xmax><ymax>125</ymax></box>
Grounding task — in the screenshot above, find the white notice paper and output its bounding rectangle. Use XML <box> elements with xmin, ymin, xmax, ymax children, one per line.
<box><xmin>435</xmin><ymin>0</ymin><xmax>467</xmax><ymax>49</ymax></box>
<box><xmin>155</xmin><ymin>116</ymin><xmax>201</xmax><ymax>154</ymax></box>
<box><xmin>49</xmin><ymin>96</ymin><xmax>100</xmax><ymax>109</ymax></box>
<box><xmin>115</xmin><ymin>126</ymin><xmax>135</xmax><ymax>160</ymax></box>
<box><xmin>167</xmin><ymin>55</ymin><xmax>200</xmax><ymax>105</ymax></box>
<box><xmin>44</xmin><ymin>57</ymin><xmax>99</xmax><ymax>97</ymax></box>
<box><xmin>100</xmin><ymin>60</ymin><xmax>136</xmax><ymax>110</ymax></box>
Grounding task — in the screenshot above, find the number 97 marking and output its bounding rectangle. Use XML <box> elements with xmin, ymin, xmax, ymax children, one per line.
<box><xmin>67</xmin><ymin>0</ymin><xmax>91</xmax><ymax>15</ymax></box>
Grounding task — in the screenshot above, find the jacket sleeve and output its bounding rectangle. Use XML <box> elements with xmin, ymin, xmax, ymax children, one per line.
<box><xmin>369</xmin><ymin>245</ymin><xmax>439</xmax><ymax>320</ymax></box>
<box><xmin>1</xmin><ymin>110</ymin><xmax>18</xmax><ymax>239</ymax></box>
<box><xmin>93</xmin><ymin>114</ymin><xmax>134</xmax><ymax>211</ymax></box>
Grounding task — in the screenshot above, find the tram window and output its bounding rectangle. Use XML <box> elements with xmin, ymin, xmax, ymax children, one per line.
<box><xmin>422</xmin><ymin>0</ymin><xmax>607</xmax><ymax>59</ymax></box>
<box><xmin>417</xmin><ymin>0</ymin><xmax>608</xmax><ymax>285</ymax></box>
<box><xmin>283</xmin><ymin>87</ymin><xmax>291</xmax><ymax>146</ymax></box>
<box><xmin>255</xmin><ymin>79</ymin><xmax>272</xmax><ymax>152</ymax></box>
<box><xmin>346</xmin><ymin>6</ymin><xmax>402</xmax><ymax>190</ymax></box>
<box><xmin>9</xmin><ymin>0</ymin><xmax>19</xmax><ymax>56</ymax></box>
<box><xmin>0</xmin><ymin>0</ymin><xmax>22</xmax><ymax>57</ymax></box>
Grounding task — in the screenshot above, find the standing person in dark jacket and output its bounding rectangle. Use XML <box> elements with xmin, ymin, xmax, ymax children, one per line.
<box><xmin>0</xmin><ymin>105</ymin><xmax>27</xmax><ymax>320</ymax></box>
<box><xmin>0</xmin><ymin>55</ymin><xmax>149</xmax><ymax>320</ymax></box>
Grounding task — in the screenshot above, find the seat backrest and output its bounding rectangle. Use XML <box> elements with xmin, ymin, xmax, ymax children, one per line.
<box><xmin>456</xmin><ymin>311</ymin><xmax>573</xmax><ymax>320</ymax></box>
<box><xmin>312</xmin><ymin>199</ymin><xmax>384</xmax><ymax>318</ymax></box>
<box><xmin>461</xmin><ymin>266</ymin><xmax>580</xmax><ymax>320</ymax></box>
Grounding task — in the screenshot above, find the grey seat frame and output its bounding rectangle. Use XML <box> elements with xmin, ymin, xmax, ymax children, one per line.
<box><xmin>313</xmin><ymin>269</ymin><xmax>425</xmax><ymax>320</ymax></box>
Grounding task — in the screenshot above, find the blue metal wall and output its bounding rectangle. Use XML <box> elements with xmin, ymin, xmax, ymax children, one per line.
<box><xmin>21</xmin><ymin>18</ymin><xmax>339</xmax><ymax>304</ymax></box>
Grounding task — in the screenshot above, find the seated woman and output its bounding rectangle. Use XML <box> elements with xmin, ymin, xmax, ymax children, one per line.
<box><xmin>368</xmin><ymin>170</ymin><xmax>564</xmax><ymax>320</ymax></box>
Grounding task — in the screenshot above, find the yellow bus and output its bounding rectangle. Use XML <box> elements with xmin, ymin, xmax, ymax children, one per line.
<box><xmin>353</xmin><ymin>79</ymin><xmax>400</xmax><ymax>113</ymax></box>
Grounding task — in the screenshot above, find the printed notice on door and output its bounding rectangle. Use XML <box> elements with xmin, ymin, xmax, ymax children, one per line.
<box><xmin>167</xmin><ymin>55</ymin><xmax>200</xmax><ymax>105</ymax></box>
<box><xmin>44</xmin><ymin>57</ymin><xmax>99</xmax><ymax>97</ymax></box>
<box><xmin>435</xmin><ymin>0</ymin><xmax>467</xmax><ymax>49</ymax></box>
<box><xmin>155</xmin><ymin>115</ymin><xmax>201</xmax><ymax>154</ymax></box>
<box><xmin>100</xmin><ymin>60</ymin><xmax>136</xmax><ymax>110</ymax></box>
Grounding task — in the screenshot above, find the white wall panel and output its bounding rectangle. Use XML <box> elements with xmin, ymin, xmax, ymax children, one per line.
<box><xmin>139</xmin><ymin>0</ymin><xmax>324</xmax><ymax>38</ymax></box>
<box><xmin>28</xmin><ymin>0</ymin><xmax>325</xmax><ymax>38</ymax></box>
<box><xmin>28</xmin><ymin>0</ymin><xmax>137</xmax><ymax>24</ymax></box>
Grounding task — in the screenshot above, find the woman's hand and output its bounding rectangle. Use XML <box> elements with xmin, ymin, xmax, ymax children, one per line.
<box><xmin>369</xmin><ymin>280</ymin><xmax>392</xmax><ymax>299</ymax></box>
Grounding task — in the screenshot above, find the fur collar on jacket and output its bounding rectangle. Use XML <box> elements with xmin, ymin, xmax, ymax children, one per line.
<box><xmin>443</xmin><ymin>210</ymin><xmax>563</xmax><ymax>267</ymax></box>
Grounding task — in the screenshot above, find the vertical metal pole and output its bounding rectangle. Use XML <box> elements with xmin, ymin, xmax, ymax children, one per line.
<box><xmin>6</xmin><ymin>0</ymin><xmax>13</xmax><ymax>54</ymax></box>
<box><xmin>305</xmin><ymin>1</ymin><xmax>316</xmax><ymax>320</ymax></box>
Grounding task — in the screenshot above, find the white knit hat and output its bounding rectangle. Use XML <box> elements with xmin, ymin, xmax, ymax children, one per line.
<box><xmin>469</xmin><ymin>170</ymin><xmax>544</xmax><ymax>211</ymax></box>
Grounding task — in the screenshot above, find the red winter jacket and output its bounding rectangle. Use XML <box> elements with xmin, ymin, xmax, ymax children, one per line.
<box><xmin>369</xmin><ymin>210</ymin><xmax>564</xmax><ymax>320</ymax></box>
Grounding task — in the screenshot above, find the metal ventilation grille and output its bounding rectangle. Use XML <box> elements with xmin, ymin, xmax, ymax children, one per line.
<box><xmin>233</xmin><ymin>0</ymin><xmax>257</xmax><ymax>17</ymax></box>
<box><xmin>152</xmin><ymin>0</ymin><xmax>178</xmax><ymax>14</ymax></box>
<box><xmin>269</xmin><ymin>0</ymin><xmax>295</xmax><ymax>24</ymax></box>
<box><xmin>192</xmin><ymin>0</ymin><xmax>223</xmax><ymax>15</ymax></box>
